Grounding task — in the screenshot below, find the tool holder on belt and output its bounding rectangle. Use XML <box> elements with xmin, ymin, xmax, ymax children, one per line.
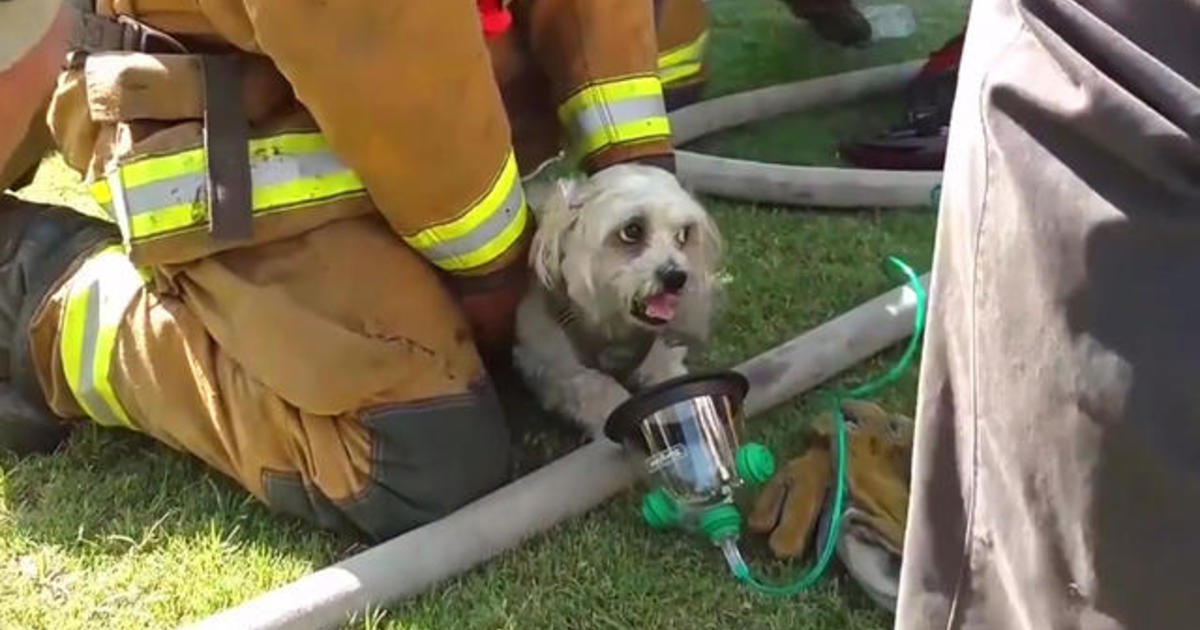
<box><xmin>67</xmin><ymin>3</ymin><xmax>253</xmax><ymax>243</ymax></box>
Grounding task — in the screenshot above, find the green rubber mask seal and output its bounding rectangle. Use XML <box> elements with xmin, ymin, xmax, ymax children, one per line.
<box><xmin>735</xmin><ymin>442</ymin><xmax>776</xmax><ymax>487</ymax></box>
<box><xmin>700</xmin><ymin>503</ymin><xmax>742</xmax><ymax>543</ymax></box>
<box><xmin>641</xmin><ymin>488</ymin><xmax>680</xmax><ymax>530</ymax></box>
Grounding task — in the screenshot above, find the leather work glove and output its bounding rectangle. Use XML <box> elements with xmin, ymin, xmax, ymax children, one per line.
<box><xmin>747</xmin><ymin>434</ymin><xmax>832</xmax><ymax>559</ymax></box>
<box><xmin>827</xmin><ymin>398</ymin><xmax>912</xmax><ymax>554</ymax></box>
<box><xmin>747</xmin><ymin>399</ymin><xmax>914</xmax><ymax>611</ymax></box>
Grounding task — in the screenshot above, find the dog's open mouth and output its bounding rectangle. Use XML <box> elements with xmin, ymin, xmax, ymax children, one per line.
<box><xmin>633</xmin><ymin>291</ymin><xmax>681</xmax><ymax>326</ymax></box>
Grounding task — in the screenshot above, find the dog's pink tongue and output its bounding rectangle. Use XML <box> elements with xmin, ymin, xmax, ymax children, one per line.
<box><xmin>644</xmin><ymin>292</ymin><xmax>681</xmax><ymax>321</ymax></box>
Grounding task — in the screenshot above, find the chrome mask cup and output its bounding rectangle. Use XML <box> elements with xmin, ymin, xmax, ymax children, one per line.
<box><xmin>605</xmin><ymin>372</ymin><xmax>775</xmax><ymax>540</ymax></box>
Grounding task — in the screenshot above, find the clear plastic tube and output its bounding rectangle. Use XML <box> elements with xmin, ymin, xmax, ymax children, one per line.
<box><xmin>719</xmin><ymin>537</ymin><xmax>750</xmax><ymax>580</ymax></box>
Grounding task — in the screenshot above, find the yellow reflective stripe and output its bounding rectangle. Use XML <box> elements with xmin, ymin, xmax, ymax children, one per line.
<box><xmin>91</xmin><ymin>180</ymin><xmax>113</xmax><ymax>206</ymax></box>
<box><xmin>127</xmin><ymin>201</ymin><xmax>198</xmax><ymax>238</ymax></box>
<box><xmin>121</xmin><ymin>169</ymin><xmax>368</xmax><ymax>240</ymax></box>
<box><xmin>404</xmin><ymin>151</ymin><xmax>526</xmax><ymax>271</ymax></box>
<box><xmin>251</xmin><ymin>131</ymin><xmax>334</xmax><ymax>156</ymax></box>
<box><xmin>558</xmin><ymin>76</ymin><xmax>671</xmax><ymax>157</ymax></box>
<box><xmin>578</xmin><ymin>117</ymin><xmax>673</xmax><ymax>157</ymax></box>
<box><xmin>659</xmin><ymin>61</ymin><xmax>704</xmax><ymax>87</ymax></box>
<box><xmin>89</xmin><ymin>132</ymin><xmax>367</xmax><ymax>244</ymax></box>
<box><xmin>120</xmin><ymin>147</ymin><xmax>206</xmax><ymax>190</ymax></box>
<box><xmin>251</xmin><ymin>169</ymin><xmax>364</xmax><ymax>212</ymax></box>
<box><xmin>404</xmin><ymin>153</ymin><xmax>515</xmax><ymax>247</ymax></box>
<box><xmin>436</xmin><ymin>201</ymin><xmax>530</xmax><ymax>272</ymax></box>
<box><xmin>658</xmin><ymin>30</ymin><xmax>709</xmax><ymax>70</ymax></box>
<box><xmin>92</xmin><ymin>129</ymin><xmax>514</xmax><ymax>269</ymax></box>
<box><xmin>559</xmin><ymin>76</ymin><xmax>664</xmax><ymax>122</ymax></box>
<box><xmin>60</xmin><ymin>244</ymin><xmax>143</xmax><ymax>429</ymax></box>
<box><xmin>115</xmin><ymin>133</ymin><xmax>336</xmax><ymax>191</ymax></box>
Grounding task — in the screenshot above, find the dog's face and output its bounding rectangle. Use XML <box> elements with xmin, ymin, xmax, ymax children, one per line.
<box><xmin>530</xmin><ymin>164</ymin><xmax>720</xmax><ymax>339</ymax></box>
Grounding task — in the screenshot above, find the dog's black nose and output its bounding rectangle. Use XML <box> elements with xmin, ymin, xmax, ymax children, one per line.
<box><xmin>659</xmin><ymin>267</ymin><xmax>688</xmax><ymax>293</ymax></box>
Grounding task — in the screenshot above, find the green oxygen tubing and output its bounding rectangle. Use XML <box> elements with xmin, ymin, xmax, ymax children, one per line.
<box><xmin>724</xmin><ymin>255</ymin><xmax>927</xmax><ymax>596</ymax></box>
<box><xmin>607</xmin><ymin>255</ymin><xmax>927</xmax><ymax>597</ymax></box>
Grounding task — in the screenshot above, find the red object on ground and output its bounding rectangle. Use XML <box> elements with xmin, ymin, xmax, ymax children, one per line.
<box><xmin>918</xmin><ymin>33</ymin><xmax>964</xmax><ymax>78</ymax></box>
<box><xmin>837</xmin><ymin>27</ymin><xmax>966</xmax><ymax>171</ymax></box>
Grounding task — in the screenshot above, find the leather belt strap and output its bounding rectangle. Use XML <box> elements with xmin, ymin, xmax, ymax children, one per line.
<box><xmin>201</xmin><ymin>54</ymin><xmax>253</xmax><ymax>242</ymax></box>
<box><xmin>66</xmin><ymin>5</ymin><xmax>186</xmax><ymax>54</ymax></box>
<box><xmin>66</xmin><ymin>10</ymin><xmax>125</xmax><ymax>52</ymax></box>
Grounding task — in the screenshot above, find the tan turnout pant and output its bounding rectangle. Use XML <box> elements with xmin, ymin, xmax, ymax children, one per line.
<box><xmin>28</xmin><ymin>214</ymin><xmax>512</xmax><ymax>542</ymax></box>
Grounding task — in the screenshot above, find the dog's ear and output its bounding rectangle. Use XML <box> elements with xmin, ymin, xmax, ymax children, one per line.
<box><xmin>530</xmin><ymin>177</ymin><xmax>580</xmax><ymax>289</ymax></box>
<box><xmin>522</xmin><ymin>177</ymin><xmax>556</xmax><ymax>220</ymax></box>
<box><xmin>677</xmin><ymin>175</ymin><xmax>700</xmax><ymax>200</ymax></box>
<box><xmin>694</xmin><ymin>204</ymin><xmax>723</xmax><ymax>277</ymax></box>
<box><xmin>670</xmin><ymin>205</ymin><xmax>723</xmax><ymax>345</ymax></box>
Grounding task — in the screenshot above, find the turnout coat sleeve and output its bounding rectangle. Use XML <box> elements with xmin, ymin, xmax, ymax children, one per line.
<box><xmin>512</xmin><ymin>0</ymin><xmax>677</xmax><ymax>173</ymax></box>
<box><xmin>239</xmin><ymin>0</ymin><xmax>530</xmax><ymax>277</ymax></box>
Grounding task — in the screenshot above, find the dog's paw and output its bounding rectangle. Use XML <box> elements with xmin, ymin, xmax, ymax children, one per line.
<box><xmin>569</xmin><ymin>374</ymin><xmax>632</xmax><ymax>439</ymax></box>
<box><xmin>578</xmin><ymin>391</ymin><xmax>630</xmax><ymax>439</ymax></box>
<box><xmin>633</xmin><ymin>341</ymin><xmax>689</xmax><ymax>389</ymax></box>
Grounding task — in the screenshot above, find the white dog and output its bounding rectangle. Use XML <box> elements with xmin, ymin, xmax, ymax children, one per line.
<box><xmin>514</xmin><ymin>164</ymin><xmax>721</xmax><ymax>436</ymax></box>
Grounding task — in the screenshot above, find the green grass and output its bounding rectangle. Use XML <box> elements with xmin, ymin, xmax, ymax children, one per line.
<box><xmin>2</xmin><ymin>1</ymin><xmax>966</xmax><ymax>628</ymax></box>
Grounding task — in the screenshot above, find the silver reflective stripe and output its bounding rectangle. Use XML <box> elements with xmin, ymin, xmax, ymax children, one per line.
<box><xmin>251</xmin><ymin>150</ymin><xmax>352</xmax><ymax>195</ymax></box>
<box><xmin>423</xmin><ymin>184</ymin><xmax>525</xmax><ymax>264</ymax></box>
<box><xmin>78</xmin><ymin>283</ymin><xmax>121</xmax><ymax>427</ymax></box>
<box><xmin>571</xmin><ymin>97</ymin><xmax>668</xmax><ymax>138</ymax></box>
<box><xmin>121</xmin><ymin>150</ymin><xmax>353</xmax><ymax>216</ymax></box>
<box><xmin>123</xmin><ymin>172</ymin><xmax>205</xmax><ymax>216</ymax></box>
<box><xmin>107</xmin><ymin>170</ymin><xmax>133</xmax><ymax>243</ymax></box>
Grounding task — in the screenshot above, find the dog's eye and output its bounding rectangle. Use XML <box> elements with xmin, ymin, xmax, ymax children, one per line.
<box><xmin>618</xmin><ymin>221</ymin><xmax>644</xmax><ymax>244</ymax></box>
<box><xmin>676</xmin><ymin>225</ymin><xmax>692</xmax><ymax>246</ymax></box>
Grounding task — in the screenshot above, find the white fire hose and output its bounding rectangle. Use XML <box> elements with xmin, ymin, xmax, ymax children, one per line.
<box><xmin>185</xmin><ymin>274</ymin><xmax>927</xmax><ymax>630</ymax></box>
<box><xmin>672</xmin><ymin>60</ymin><xmax>941</xmax><ymax>207</ymax></box>
<box><xmin>186</xmin><ymin>61</ymin><xmax>937</xmax><ymax>629</ymax></box>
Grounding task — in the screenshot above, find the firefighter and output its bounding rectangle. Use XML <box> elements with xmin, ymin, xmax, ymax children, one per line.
<box><xmin>490</xmin><ymin>0</ymin><xmax>869</xmax><ymax>171</ymax></box>
<box><xmin>0</xmin><ymin>0</ymin><xmax>677</xmax><ymax>542</ymax></box>
<box><xmin>649</xmin><ymin>0</ymin><xmax>874</xmax><ymax>112</ymax></box>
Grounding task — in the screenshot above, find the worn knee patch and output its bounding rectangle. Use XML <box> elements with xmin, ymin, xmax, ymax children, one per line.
<box><xmin>261</xmin><ymin>471</ymin><xmax>359</xmax><ymax>535</ymax></box>
<box><xmin>263</xmin><ymin>381</ymin><xmax>512</xmax><ymax>541</ymax></box>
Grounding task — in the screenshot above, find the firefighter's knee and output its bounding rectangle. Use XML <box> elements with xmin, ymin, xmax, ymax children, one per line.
<box><xmin>354</xmin><ymin>381</ymin><xmax>511</xmax><ymax>540</ymax></box>
<box><xmin>265</xmin><ymin>381</ymin><xmax>512</xmax><ymax>542</ymax></box>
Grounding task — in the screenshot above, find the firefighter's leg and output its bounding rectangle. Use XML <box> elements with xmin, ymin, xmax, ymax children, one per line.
<box><xmin>27</xmin><ymin>215</ymin><xmax>511</xmax><ymax>541</ymax></box>
<box><xmin>0</xmin><ymin>194</ymin><xmax>115</xmax><ymax>455</ymax></box>
<box><xmin>656</xmin><ymin>0</ymin><xmax>710</xmax><ymax>110</ymax></box>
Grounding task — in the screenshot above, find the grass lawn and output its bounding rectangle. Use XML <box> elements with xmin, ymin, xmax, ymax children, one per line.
<box><xmin>1</xmin><ymin>0</ymin><xmax>966</xmax><ymax>628</ymax></box>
